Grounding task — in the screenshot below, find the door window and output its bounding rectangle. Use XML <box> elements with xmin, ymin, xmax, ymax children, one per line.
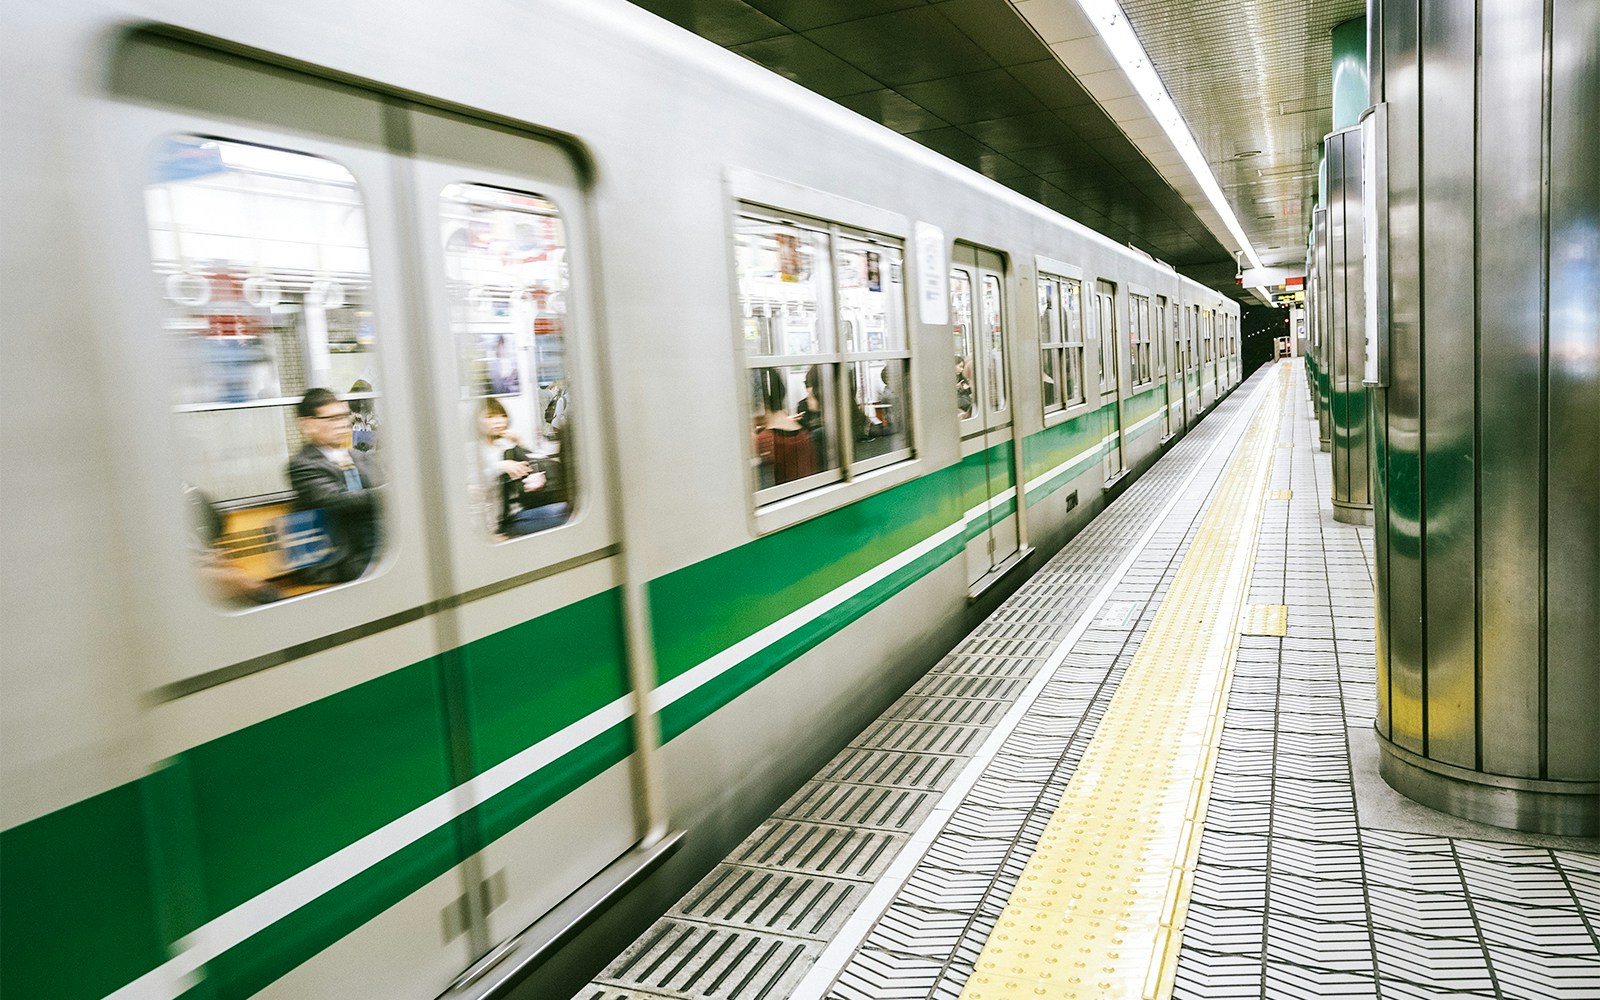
<box><xmin>146</xmin><ymin>135</ymin><xmax>386</xmax><ymax>606</ymax></box>
<box><xmin>440</xmin><ymin>183</ymin><xmax>575</xmax><ymax>541</ymax></box>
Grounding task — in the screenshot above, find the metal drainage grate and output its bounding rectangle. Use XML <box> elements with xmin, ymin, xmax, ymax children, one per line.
<box><xmin>906</xmin><ymin>672</ymin><xmax>1031</xmax><ymax>702</ymax></box>
<box><xmin>599</xmin><ymin>920</ymin><xmax>813</xmax><ymax>999</ymax></box>
<box><xmin>734</xmin><ymin>821</ymin><xmax>900</xmax><ymax>879</ymax></box>
<box><xmin>776</xmin><ymin>782</ymin><xmax>937</xmax><ymax>831</ymax></box>
<box><xmin>671</xmin><ymin>865</ymin><xmax>862</xmax><ymax>939</ymax></box>
<box><xmin>850</xmin><ymin>719</ymin><xmax>988</xmax><ymax>755</ymax></box>
<box><xmin>884</xmin><ymin>695</ymin><xmax>1012</xmax><ymax>726</ymax></box>
<box><xmin>815</xmin><ymin>748</ymin><xmax>961</xmax><ymax>790</ymax></box>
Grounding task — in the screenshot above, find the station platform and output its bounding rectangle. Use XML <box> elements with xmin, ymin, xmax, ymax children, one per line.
<box><xmin>575</xmin><ymin>361</ymin><xmax>1600</xmax><ymax>1000</ymax></box>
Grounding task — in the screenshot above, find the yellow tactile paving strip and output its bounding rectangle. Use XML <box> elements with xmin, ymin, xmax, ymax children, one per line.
<box><xmin>961</xmin><ymin>364</ymin><xmax>1287</xmax><ymax>1000</ymax></box>
<box><xmin>1240</xmin><ymin>604</ymin><xmax>1289</xmax><ymax>637</ymax></box>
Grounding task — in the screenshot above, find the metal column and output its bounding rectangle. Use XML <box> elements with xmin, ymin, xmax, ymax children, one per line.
<box><xmin>1367</xmin><ymin>0</ymin><xmax>1599</xmax><ymax>836</ymax></box>
<box><xmin>1324</xmin><ymin>126</ymin><xmax>1371</xmax><ymax>525</ymax></box>
<box><xmin>1312</xmin><ymin>207</ymin><xmax>1332</xmax><ymax>452</ymax></box>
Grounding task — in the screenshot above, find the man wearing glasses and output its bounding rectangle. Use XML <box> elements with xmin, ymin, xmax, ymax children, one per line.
<box><xmin>288</xmin><ymin>387</ymin><xmax>385</xmax><ymax>583</ymax></box>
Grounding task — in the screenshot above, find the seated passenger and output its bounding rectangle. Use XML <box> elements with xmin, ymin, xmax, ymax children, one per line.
<box><xmin>755</xmin><ymin>370</ymin><xmax>816</xmax><ymax>486</ymax></box>
<box><xmin>477</xmin><ymin>397</ymin><xmax>568</xmax><ymax>538</ymax></box>
<box><xmin>288</xmin><ymin>388</ymin><xmax>384</xmax><ymax>583</ymax></box>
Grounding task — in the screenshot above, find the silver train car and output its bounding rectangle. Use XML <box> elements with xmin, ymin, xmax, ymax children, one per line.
<box><xmin>0</xmin><ymin>1</ymin><xmax>1241</xmax><ymax>997</ymax></box>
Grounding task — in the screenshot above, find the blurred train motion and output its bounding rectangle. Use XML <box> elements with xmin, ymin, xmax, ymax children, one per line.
<box><xmin>0</xmin><ymin>1</ymin><xmax>1241</xmax><ymax>997</ymax></box>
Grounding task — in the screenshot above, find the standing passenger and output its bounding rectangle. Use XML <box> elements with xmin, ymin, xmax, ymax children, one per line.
<box><xmin>755</xmin><ymin>370</ymin><xmax>816</xmax><ymax>486</ymax></box>
<box><xmin>288</xmin><ymin>388</ymin><xmax>384</xmax><ymax>582</ymax></box>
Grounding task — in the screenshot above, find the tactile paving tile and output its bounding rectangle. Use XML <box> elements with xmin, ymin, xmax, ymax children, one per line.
<box><xmin>1239</xmin><ymin>604</ymin><xmax>1288</xmax><ymax>636</ymax></box>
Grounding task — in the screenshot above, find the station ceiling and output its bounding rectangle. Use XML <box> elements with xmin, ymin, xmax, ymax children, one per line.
<box><xmin>627</xmin><ymin>0</ymin><xmax>1365</xmax><ymax>304</ymax></box>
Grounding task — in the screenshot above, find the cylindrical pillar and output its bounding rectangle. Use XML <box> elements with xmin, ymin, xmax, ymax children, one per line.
<box><xmin>1368</xmin><ymin>0</ymin><xmax>1599</xmax><ymax>836</ymax></box>
<box><xmin>1312</xmin><ymin>207</ymin><xmax>1332</xmax><ymax>451</ymax></box>
<box><xmin>1325</xmin><ymin>126</ymin><xmax>1371</xmax><ymax>524</ymax></box>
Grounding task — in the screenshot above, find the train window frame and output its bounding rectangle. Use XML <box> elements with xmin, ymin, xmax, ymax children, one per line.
<box><xmin>1035</xmin><ymin>257</ymin><xmax>1088</xmax><ymax>425</ymax></box>
<box><xmin>725</xmin><ymin>170</ymin><xmax>919</xmax><ymax>533</ymax></box>
<box><xmin>143</xmin><ymin>132</ymin><xmax>394</xmax><ymax>612</ymax></box>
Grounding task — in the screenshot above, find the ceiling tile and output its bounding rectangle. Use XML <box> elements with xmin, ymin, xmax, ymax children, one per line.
<box><xmin>903</xmin><ymin>126</ymin><xmax>997</xmax><ymax>170</ymax></box>
<box><xmin>1049</xmin><ymin>36</ymin><xmax>1117</xmax><ymax>76</ymax></box>
<box><xmin>898</xmin><ymin>68</ymin><xmax>1047</xmax><ymax>124</ymax></box>
<box><xmin>1006</xmin><ymin>59</ymin><xmax>1095</xmax><ymax>109</ymax></box>
<box><xmin>804</xmin><ymin>7</ymin><xmax>998</xmax><ymax>86</ymax></box>
<box><xmin>628</xmin><ymin>0</ymin><xmax>789</xmax><ymax>46</ymax></box>
<box><xmin>933</xmin><ymin>0</ymin><xmax>1055</xmax><ymax>68</ymax></box>
<box><xmin>747</xmin><ymin>0</ymin><xmax>924</xmax><ymax>32</ymax></box>
<box><xmin>1077</xmin><ymin>68</ymin><xmax>1139</xmax><ymax>103</ymax></box>
<box><xmin>835</xmin><ymin>89</ymin><xmax>952</xmax><ymax>133</ymax></box>
<box><xmin>977</xmin><ymin>152</ymin><xmax>1034</xmax><ymax>181</ymax></box>
<box><xmin>961</xmin><ymin>110</ymin><xmax>1082</xmax><ymax>153</ymax></box>
<box><xmin>1011</xmin><ymin>0</ymin><xmax>1096</xmax><ymax>43</ymax></box>
<box><xmin>731</xmin><ymin>33</ymin><xmax>881</xmax><ymax>96</ymax></box>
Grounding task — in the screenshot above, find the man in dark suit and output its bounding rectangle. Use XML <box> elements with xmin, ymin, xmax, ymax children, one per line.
<box><xmin>288</xmin><ymin>388</ymin><xmax>384</xmax><ymax>583</ymax></box>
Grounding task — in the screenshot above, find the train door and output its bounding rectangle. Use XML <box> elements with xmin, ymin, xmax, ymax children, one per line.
<box><xmin>401</xmin><ymin>107</ymin><xmax>645</xmax><ymax>961</ymax></box>
<box><xmin>1211</xmin><ymin>312</ymin><xmax>1222</xmax><ymax>398</ymax></box>
<box><xmin>1095</xmin><ymin>280</ymin><xmax>1125</xmax><ymax>480</ymax></box>
<box><xmin>1156</xmin><ymin>295</ymin><xmax>1173</xmax><ymax>439</ymax></box>
<box><xmin>952</xmin><ymin>244</ymin><xmax>1020</xmax><ymax>590</ymax></box>
<box><xmin>101</xmin><ymin>38</ymin><xmax>482</xmax><ymax>996</ymax></box>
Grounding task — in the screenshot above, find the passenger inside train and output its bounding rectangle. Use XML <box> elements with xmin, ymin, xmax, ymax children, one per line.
<box><xmin>753</xmin><ymin>367</ymin><xmax>817</xmax><ymax>487</ymax></box>
<box><xmin>287</xmin><ymin>388</ymin><xmax>384</xmax><ymax>584</ymax></box>
<box><xmin>476</xmin><ymin>396</ymin><xmax>569</xmax><ymax>539</ymax></box>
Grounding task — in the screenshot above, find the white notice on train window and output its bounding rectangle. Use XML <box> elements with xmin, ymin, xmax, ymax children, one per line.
<box><xmin>914</xmin><ymin>222</ymin><xmax>949</xmax><ymax>326</ymax></box>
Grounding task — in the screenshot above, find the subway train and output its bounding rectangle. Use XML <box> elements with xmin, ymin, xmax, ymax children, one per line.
<box><xmin>0</xmin><ymin>1</ymin><xmax>1241</xmax><ymax>998</ymax></box>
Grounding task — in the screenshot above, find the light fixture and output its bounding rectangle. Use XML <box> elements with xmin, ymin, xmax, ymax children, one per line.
<box><xmin>1074</xmin><ymin>0</ymin><xmax>1264</xmax><ymax>271</ymax></box>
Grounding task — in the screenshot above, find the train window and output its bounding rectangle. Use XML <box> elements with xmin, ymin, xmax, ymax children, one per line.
<box><xmin>1130</xmin><ymin>293</ymin><xmax>1153</xmax><ymax>386</ymax></box>
<box><xmin>838</xmin><ymin>235</ymin><xmax>911</xmax><ymax>470</ymax></box>
<box><xmin>952</xmin><ymin>270</ymin><xmax>975</xmax><ymax>419</ymax></box>
<box><xmin>1037</xmin><ymin>274</ymin><xmax>1085</xmax><ymax>415</ymax></box>
<box><xmin>735</xmin><ymin>209</ymin><xmax>911</xmax><ymax>505</ymax></box>
<box><xmin>146</xmin><ymin>135</ymin><xmax>384</xmax><ymax>608</ymax></box>
<box><xmin>980</xmin><ymin>275</ymin><xmax>1007</xmax><ymax>413</ymax></box>
<box><xmin>441</xmin><ymin>183</ymin><xmax>574</xmax><ymax>541</ymax></box>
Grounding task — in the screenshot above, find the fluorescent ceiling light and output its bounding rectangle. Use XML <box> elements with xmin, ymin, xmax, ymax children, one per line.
<box><xmin>1075</xmin><ymin>0</ymin><xmax>1264</xmax><ymax>271</ymax></box>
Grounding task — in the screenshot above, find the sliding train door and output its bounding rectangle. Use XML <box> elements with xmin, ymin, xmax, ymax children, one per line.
<box><xmin>401</xmin><ymin>106</ymin><xmax>644</xmax><ymax>959</ymax></box>
<box><xmin>952</xmin><ymin>243</ymin><xmax>1020</xmax><ymax>591</ymax></box>
<box><xmin>1156</xmin><ymin>295</ymin><xmax>1173</xmax><ymax>439</ymax></box>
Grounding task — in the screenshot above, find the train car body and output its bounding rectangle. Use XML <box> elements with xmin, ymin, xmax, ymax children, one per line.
<box><xmin>0</xmin><ymin>2</ymin><xmax>1240</xmax><ymax>998</ymax></box>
